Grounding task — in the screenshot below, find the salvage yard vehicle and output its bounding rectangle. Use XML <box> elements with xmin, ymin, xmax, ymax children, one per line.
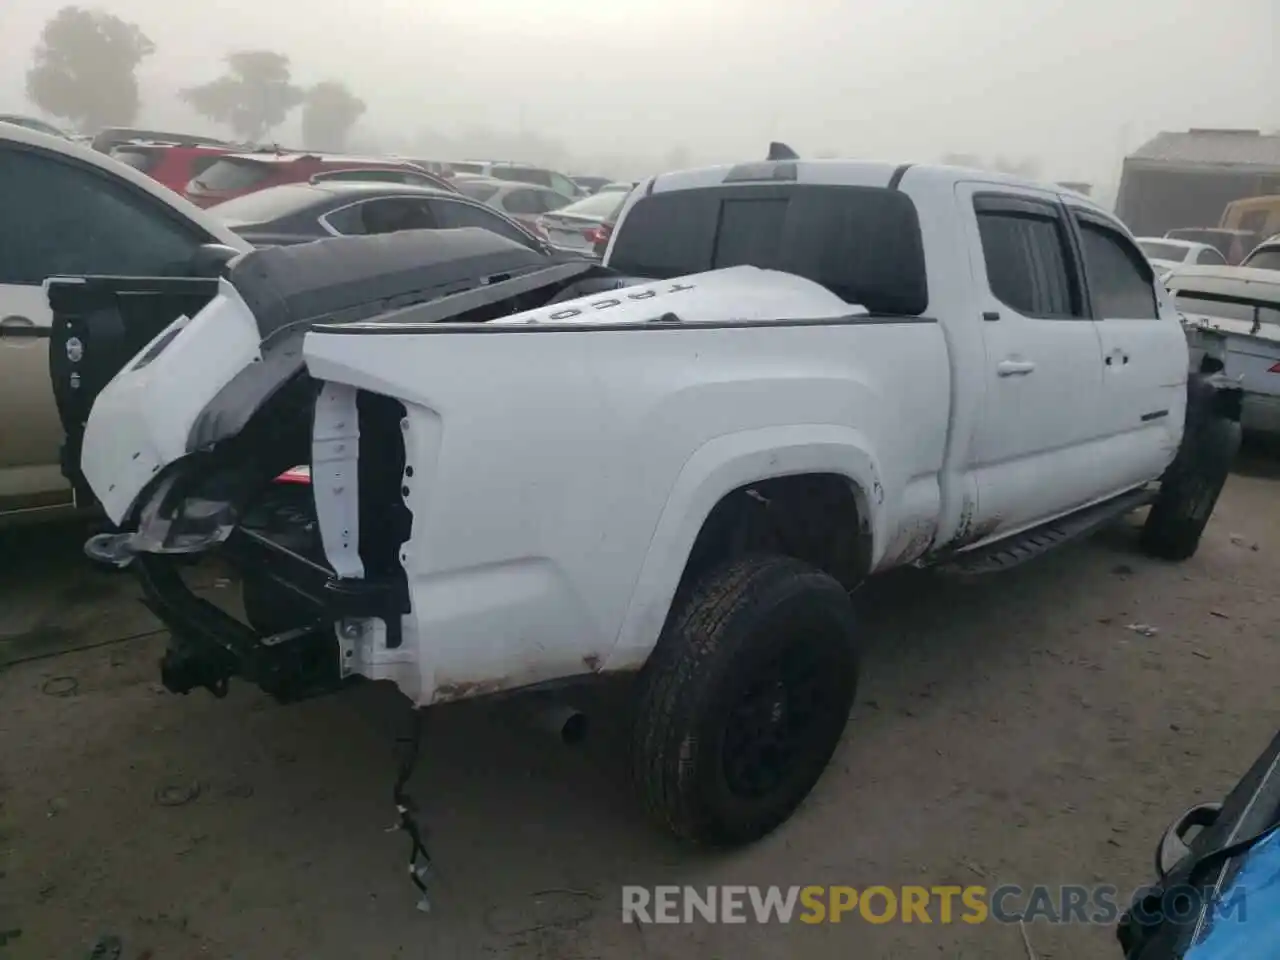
<box><xmin>183</xmin><ymin>151</ymin><xmax>446</xmax><ymax>208</ymax></box>
<box><xmin>208</xmin><ymin>180</ymin><xmax>555</xmax><ymax>252</ymax></box>
<box><xmin>1169</xmin><ymin>265</ymin><xmax>1280</xmax><ymax>435</ymax></box>
<box><xmin>535</xmin><ymin>189</ymin><xmax>627</xmax><ymax>255</ymax></box>
<box><xmin>61</xmin><ymin>158</ymin><xmax>1241</xmax><ymax>847</ymax></box>
<box><xmin>0</xmin><ymin>122</ymin><xmax>250</xmax><ymax>524</ymax></box>
<box><xmin>1136</xmin><ymin>237</ymin><xmax>1227</xmax><ymax>279</ymax></box>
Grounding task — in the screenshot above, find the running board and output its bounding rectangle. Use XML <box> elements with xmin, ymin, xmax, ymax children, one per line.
<box><xmin>938</xmin><ymin>487</ymin><xmax>1156</xmax><ymax>577</ymax></box>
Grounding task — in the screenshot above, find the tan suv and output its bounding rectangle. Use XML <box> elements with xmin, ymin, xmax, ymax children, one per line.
<box><xmin>0</xmin><ymin>124</ymin><xmax>249</xmax><ymax>525</ymax></box>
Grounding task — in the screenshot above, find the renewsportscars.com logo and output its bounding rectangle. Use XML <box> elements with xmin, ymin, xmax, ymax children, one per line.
<box><xmin>621</xmin><ymin>884</ymin><xmax>1247</xmax><ymax>925</ymax></box>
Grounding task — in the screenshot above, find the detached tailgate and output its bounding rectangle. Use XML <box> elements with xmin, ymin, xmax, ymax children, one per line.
<box><xmin>46</xmin><ymin>276</ymin><xmax>221</xmax><ymax>501</ymax></box>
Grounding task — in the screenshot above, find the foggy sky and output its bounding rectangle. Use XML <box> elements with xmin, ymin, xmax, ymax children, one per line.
<box><xmin>2</xmin><ymin>0</ymin><xmax>1276</xmax><ymax>185</ymax></box>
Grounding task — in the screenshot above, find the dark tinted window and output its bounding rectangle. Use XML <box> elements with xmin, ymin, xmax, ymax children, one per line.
<box><xmin>1195</xmin><ymin>247</ymin><xmax>1227</xmax><ymax>266</ymax></box>
<box><xmin>976</xmin><ymin>209</ymin><xmax>1079</xmax><ymax>318</ymax></box>
<box><xmin>430</xmin><ymin>200</ymin><xmax>538</xmax><ymax>250</ymax></box>
<box><xmin>713</xmin><ymin>199</ymin><xmax>787</xmax><ymax>268</ymax></box>
<box><xmin>1244</xmin><ymin>247</ymin><xmax>1280</xmax><ymax>271</ymax></box>
<box><xmin>193</xmin><ymin>157</ymin><xmax>273</xmax><ymax>191</ymax></box>
<box><xmin>0</xmin><ymin>146</ymin><xmax>206</xmax><ymax>284</ymax></box>
<box><xmin>356</xmin><ymin>198</ymin><xmax>438</xmax><ymax>235</ymax></box>
<box><xmin>503</xmin><ymin>189</ymin><xmax>542</xmax><ymax>215</ymax></box>
<box><xmin>606</xmin><ymin>184</ymin><xmax>928</xmax><ymax>315</ymax></box>
<box><xmin>1078</xmin><ymin>221</ymin><xmax>1159</xmax><ymax>319</ymax></box>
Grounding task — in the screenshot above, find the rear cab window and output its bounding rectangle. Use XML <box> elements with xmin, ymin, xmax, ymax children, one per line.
<box><xmin>606</xmin><ymin>182</ymin><xmax>929</xmax><ymax>315</ymax></box>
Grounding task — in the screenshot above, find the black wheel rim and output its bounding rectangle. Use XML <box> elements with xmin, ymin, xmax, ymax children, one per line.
<box><xmin>721</xmin><ymin>638</ymin><xmax>828</xmax><ymax>800</ymax></box>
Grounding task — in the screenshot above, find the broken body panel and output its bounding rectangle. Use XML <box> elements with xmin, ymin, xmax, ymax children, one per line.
<box><xmin>71</xmin><ymin>231</ymin><xmax>953</xmax><ymax>706</ymax></box>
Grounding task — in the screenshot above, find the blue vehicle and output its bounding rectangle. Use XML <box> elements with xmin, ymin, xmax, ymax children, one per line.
<box><xmin>1120</xmin><ymin>729</ymin><xmax>1280</xmax><ymax>958</ymax></box>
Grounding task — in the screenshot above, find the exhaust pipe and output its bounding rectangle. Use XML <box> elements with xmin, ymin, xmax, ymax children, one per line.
<box><xmin>520</xmin><ymin>698</ymin><xmax>588</xmax><ymax>746</ymax></box>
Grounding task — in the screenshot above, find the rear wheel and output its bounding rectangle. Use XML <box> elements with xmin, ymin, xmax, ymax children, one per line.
<box><xmin>1142</xmin><ymin>391</ymin><xmax>1240</xmax><ymax>562</ymax></box>
<box><xmin>631</xmin><ymin>554</ymin><xmax>859</xmax><ymax>846</ymax></box>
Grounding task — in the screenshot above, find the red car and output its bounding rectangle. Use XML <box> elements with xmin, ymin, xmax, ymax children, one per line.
<box><xmin>184</xmin><ymin>152</ymin><xmax>455</xmax><ymax>207</ymax></box>
<box><xmin>108</xmin><ymin>141</ymin><xmax>235</xmax><ymax>195</ymax></box>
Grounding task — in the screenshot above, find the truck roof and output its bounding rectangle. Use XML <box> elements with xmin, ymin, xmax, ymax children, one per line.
<box><xmin>644</xmin><ymin>159</ymin><xmax>1104</xmax><ymax>208</ymax></box>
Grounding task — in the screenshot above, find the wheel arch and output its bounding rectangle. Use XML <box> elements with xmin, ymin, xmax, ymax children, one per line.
<box><xmin>603</xmin><ymin>425</ymin><xmax>884</xmax><ymax>671</ymax></box>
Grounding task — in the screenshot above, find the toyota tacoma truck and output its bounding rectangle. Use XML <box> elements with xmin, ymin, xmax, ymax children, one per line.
<box><xmin>52</xmin><ymin>159</ymin><xmax>1241</xmax><ymax>847</ymax></box>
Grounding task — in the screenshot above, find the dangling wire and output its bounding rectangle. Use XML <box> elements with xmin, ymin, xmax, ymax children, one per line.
<box><xmin>389</xmin><ymin>706</ymin><xmax>433</xmax><ymax>912</ymax></box>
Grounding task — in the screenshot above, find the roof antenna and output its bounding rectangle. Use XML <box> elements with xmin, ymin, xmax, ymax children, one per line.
<box><xmin>767</xmin><ymin>141</ymin><xmax>799</xmax><ymax>161</ymax></box>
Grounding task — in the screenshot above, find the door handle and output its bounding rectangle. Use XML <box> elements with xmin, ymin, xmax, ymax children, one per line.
<box><xmin>997</xmin><ymin>359</ymin><xmax>1036</xmax><ymax>377</ymax></box>
<box><xmin>1105</xmin><ymin>350</ymin><xmax>1130</xmax><ymax>367</ymax></box>
<box><xmin>0</xmin><ymin>315</ymin><xmax>47</xmax><ymax>341</ymax></box>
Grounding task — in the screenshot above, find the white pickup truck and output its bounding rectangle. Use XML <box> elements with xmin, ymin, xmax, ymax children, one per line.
<box><xmin>55</xmin><ymin>159</ymin><xmax>1241</xmax><ymax>846</ymax></box>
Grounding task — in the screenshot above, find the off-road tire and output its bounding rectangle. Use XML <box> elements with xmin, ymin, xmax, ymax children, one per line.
<box><xmin>631</xmin><ymin>554</ymin><xmax>859</xmax><ymax>846</ymax></box>
<box><xmin>1141</xmin><ymin>387</ymin><xmax>1240</xmax><ymax>562</ymax></box>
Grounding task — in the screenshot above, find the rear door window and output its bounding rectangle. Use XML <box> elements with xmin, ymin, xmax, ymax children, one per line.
<box><xmin>975</xmin><ymin>204</ymin><xmax>1080</xmax><ymax>319</ymax></box>
<box><xmin>1076</xmin><ymin>220</ymin><xmax>1159</xmax><ymax>319</ymax></box>
<box><xmin>606</xmin><ymin>184</ymin><xmax>928</xmax><ymax>315</ymax></box>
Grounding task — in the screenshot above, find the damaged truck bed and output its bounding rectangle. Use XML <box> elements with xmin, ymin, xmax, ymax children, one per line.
<box><xmin>52</xmin><ymin>229</ymin><xmax>622</xmax><ymax>701</ymax></box>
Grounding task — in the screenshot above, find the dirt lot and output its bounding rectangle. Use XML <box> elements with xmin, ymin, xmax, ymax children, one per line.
<box><xmin>2</xmin><ymin>450</ymin><xmax>1279</xmax><ymax>960</ymax></box>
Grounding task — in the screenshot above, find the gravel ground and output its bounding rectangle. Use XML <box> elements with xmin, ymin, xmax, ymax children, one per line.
<box><xmin>2</xmin><ymin>448</ymin><xmax>1278</xmax><ymax>960</ymax></box>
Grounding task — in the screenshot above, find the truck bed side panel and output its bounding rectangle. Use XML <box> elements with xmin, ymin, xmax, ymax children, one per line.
<box><xmin>303</xmin><ymin>320</ymin><xmax>950</xmax><ymax>702</ymax></box>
